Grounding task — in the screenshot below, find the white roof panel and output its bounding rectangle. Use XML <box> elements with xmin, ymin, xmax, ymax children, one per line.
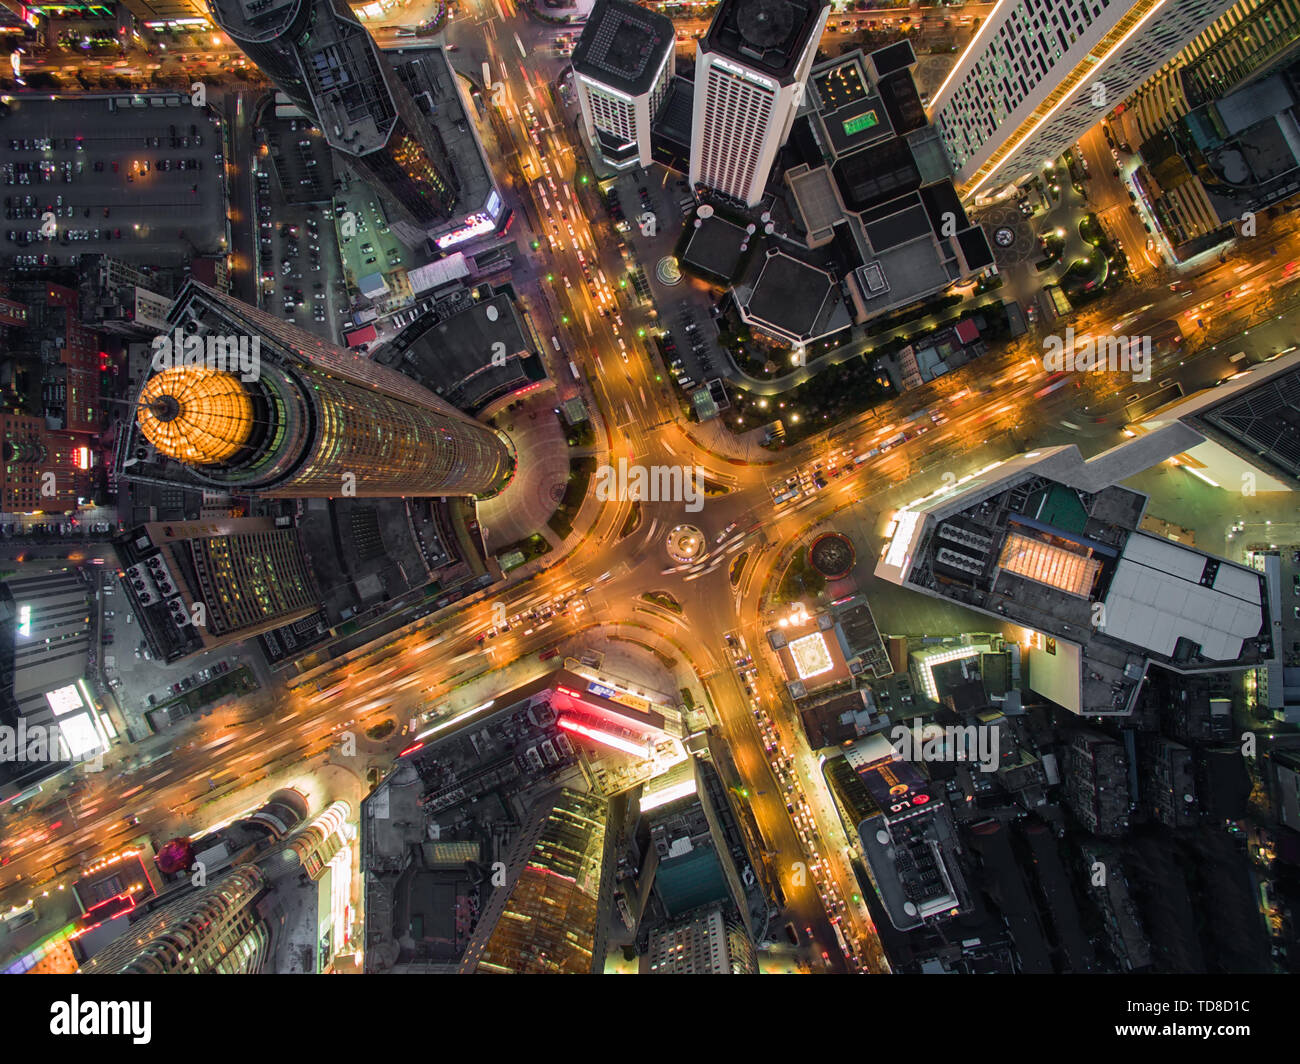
<box><xmin>1101</xmin><ymin>534</ymin><xmax>1264</xmax><ymax>661</ymax></box>
<box><xmin>1213</xmin><ymin>562</ymin><xmax>1262</xmax><ymax>602</ymax></box>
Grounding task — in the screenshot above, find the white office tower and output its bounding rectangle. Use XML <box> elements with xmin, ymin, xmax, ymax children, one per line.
<box><xmin>572</xmin><ymin>0</ymin><xmax>675</xmax><ymax>170</ymax></box>
<box><xmin>690</xmin><ymin>0</ymin><xmax>831</xmax><ymax>207</ymax></box>
<box><xmin>929</xmin><ymin>0</ymin><xmax>1234</xmax><ymax>203</ymax></box>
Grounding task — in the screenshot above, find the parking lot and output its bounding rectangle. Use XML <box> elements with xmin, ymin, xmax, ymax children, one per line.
<box><xmin>0</xmin><ymin>95</ymin><xmax>227</xmax><ymax>268</ymax></box>
<box><xmin>333</xmin><ymin>187</ymin><xmax>415</xmax><ymax>294</ymax></box>
<box><xmin>252</xmin><ymin>115</ymin><xmax>348</xmax><ymax>340</ymax></box>
<box><xmin>596</xmin><ymin>169</ymin><xmax>731</xmax><ymax>387</ymax></box>
<box><xmin>663</xmin><ymin>298</ymin><xmax>726</xmax><ymax>393</ymax></box>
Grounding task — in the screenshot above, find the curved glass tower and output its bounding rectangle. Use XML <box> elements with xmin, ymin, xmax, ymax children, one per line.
<box><xmin>133</xmin><ymin>282</ymin><xmax>513</xmax><ymax>499</ymax></box>
<box><xmin>83</xmin><ymin>866</ymin><xmax>272</xmax><ymax>974</ymax></box>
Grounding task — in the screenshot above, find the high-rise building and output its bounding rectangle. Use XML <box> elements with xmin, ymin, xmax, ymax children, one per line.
<box><xmin>116</xmin><ymin>517</ymin><xmax>321</xmax><ymax>662</ymax></box>
<box><xmin>1</xmin><ymin>413</ymin><xmax>89</xmax><ymax>515</ymax></box>
<box><xmin>572</xmin><ymin>0</ymin><xmax>676</xmax><ymax>170</ymax></box>
<box><xmin>127</xmin><ymin>281</ymin><xmax>514</xmax><ymax>499</ymax></box>
<box><xmin>645</xmin><ymin>905</ymin><xmax>758</xmax><ymax>973</ymax></box>
<box><xmin>689</xmin><ymin>0</ymin><xmax>831</xmax><ymax>206</ymax></box>
<box><xmin>459</xmin><ymin>788</ymin><xmax>611</xmax><ymax>974</ymax></box>
<box><xmin>207</xmin><ymin>0</ymin><xmax>459</xmax><ymax>228</ymax></box>
<box><xmin>929</xmin><ymin>0</ymin><xmax>1233</xmax><ymax>201</ymax></box>
<box><xmin>874</xmin><ymin>442</ymin><xmax>1275</xmax><ymax>715</ymax></box>
<box><xmin>1129</xmin><ymin>349</ymin><xmax>1300</xmax><ymax>491</ymax></box>
<box><xmin>81</xmin><ymin>865</ymin><xmax>275</xmax><ymax>974</ymax></box>
<box><xmin>637</xmin><ymin>757</ymin><xmax>755</xmax><ymax>938</ymax></box>
<box><xmin>1115</xmin><ymin>1</ymin><xmax>1300</xmax><ymax>254</ymax></box>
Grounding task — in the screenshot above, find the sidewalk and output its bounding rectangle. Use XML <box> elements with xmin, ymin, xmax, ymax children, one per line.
<box><xmin>673</xmin><ymin>417</ymin><xmax>776</xmax><ymax>466</ymax></box>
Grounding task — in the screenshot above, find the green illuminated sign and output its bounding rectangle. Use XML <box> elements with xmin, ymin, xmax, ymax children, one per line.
<box><xmin>843</xmin><ymin>110</ymin><xmax>879</xmax><ymax>136</ymax></box>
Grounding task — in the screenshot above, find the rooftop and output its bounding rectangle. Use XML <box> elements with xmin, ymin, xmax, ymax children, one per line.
<box><xmin>377</xmin><ymin>288</ymin><xmax>546</xmax><ymax>414</ymax></box>
<box><xmin>572</xmin><ymin>0</ymin><xmax>675</xmax><ymax>97</ymax></box>
<box><xmin>736</xmin><ymin>249</ymin><xmax>848</xmax><ymax>344</ymax></box>
<box><xmin>703</xmin><ymin>0</ymin><xmax>829</xmax><ymax>82</ymax></box>
<box><xmin>681</xmin><ymin>214</ymin><xmax>750</xmax><ymax>281</ymax></box>
<box><xmin>876</xmin><ymin>443</ymin><xmax>1275</xmax><ymax>715</ymax></box>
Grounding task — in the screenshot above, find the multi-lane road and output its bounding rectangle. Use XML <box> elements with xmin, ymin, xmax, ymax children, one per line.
<box><xmin>6</xmin><ymin>0</ymin><xmax>1300</xmax><ymax>973</ymax></box>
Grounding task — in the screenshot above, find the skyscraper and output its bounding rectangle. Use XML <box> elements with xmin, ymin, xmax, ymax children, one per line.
<box><xmin>572</xmin><ymin>0</ymin><xmax>676</xmax><ymax>170</ymax></box>
<box><xmin>929</xmin><ymin>0</ymin><xmax>1233</xmax><ymax>201</ymax></box>
<box><xmin>129</xmin><ymin>281</ymin><xmax>514</xmax><ymax>499</ymax></box>
<box><xmin>459</xmin><ymin>788</ymin><xmax>611</xmax><ymax>974</ymax></box>
<box><xmin>207</xmin><ymin>0</ymin><xmax>459</xmax><ymax>228</ymax></box>
<box><xmin>81</xmin><ymin>866</ymin><xmax>274</xmax><ymax>974</ymax></box>
<box><xmin>645</xmin><ymin>905</ymin><xmax>758</xmax><ymax>973</ymax></box>
<box><xmin>874</xmin><ymin>443</ymin><xmax>1273</xmax><ymax>715</ymax></box>
<box><xmin>689</xmin><ymin>0</ymin><xmax>831</xmax><ymax>206</ymax></box>
<box><xmin>117</xmin><ymin>517</ymin><xmax>321</xmax><ymax>662</ymax></box>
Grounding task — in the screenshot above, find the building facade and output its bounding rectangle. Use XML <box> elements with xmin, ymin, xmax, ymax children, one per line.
<box><xmin>1</xmin><ymin>413</ymin><xmax>88</xmax><ymax>515</ymax></box>
<box><xmin>117</xmin><ymin>517</ymin><xmax>320</xmax><ymax>661</ymax></box>
<box><xmin>929</xmin><ymin>0</ymin><xmax>1234</xmax><ymax>201</ymax></box>
<box><xmin>81</xmin><ymin>865</ymin><xmax>275</xmax><ymax>974</ymax></box>
<box><xmin>689</xmin><ymin>0</ymin><xmax>830</xmax><ymax>206</ymax></box>
<box><xmin>645</xmin><ymin>905</ymin><xmax>758</xmax><ymax>973</ymax></box>
<box><xmin>1115</xmin><ymin>0</ymin><xmax>1300</xmax><ymax>253</ymax></box>
<box><xmin>459</xmin><ymin>788</ymin><xmax>611</xmax><ymax>974</ymax></box>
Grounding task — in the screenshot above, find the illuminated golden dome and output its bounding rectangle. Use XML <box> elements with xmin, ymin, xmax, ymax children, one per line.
<box><xmin>137</xmin><ymin>367</ymin><xmax>255</xmax><ymax>465</ymax></box>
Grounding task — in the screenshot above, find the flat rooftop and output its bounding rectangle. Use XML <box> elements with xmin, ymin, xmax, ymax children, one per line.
<box><xmin>703</xmin><ymin>0</ymin><xmax>829</xmax><ymax>81</ymax></box>
<box><xmin>682</xmin><ymin>214</ymin><xmax>749</xmax><ymax>280</ymax></box>
<box><xmin>378</xmin><ymin>288</ymin><xmax>546</xmax><ymax>414</ymax></box>
<box><xmin>738</xmin><ymin>249</ymin><xmax>846</xmax><ymax>343</ymax></box>
<box><xmin>813</xmin><ymin>53</ymin><xmax>895</xmax><ymax>159</ymax></box>
<box><xmin>572</xmin><ymin>0</ymin><xmax>674</xmax><ymax>97</ymax></box>
<box><xmin>876</xmin><ymin>444</ymin><xmax>1275</xmax><ymax>713</ymax></box>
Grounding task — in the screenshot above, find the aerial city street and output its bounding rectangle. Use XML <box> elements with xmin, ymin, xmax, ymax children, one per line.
<box><xmin>0</xmin><ymin>0</ymin><xmax>1299</xmax><ymax>998</ymax></box>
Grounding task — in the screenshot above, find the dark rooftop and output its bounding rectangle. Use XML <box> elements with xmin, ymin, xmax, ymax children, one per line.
<box><xmin>572</xmin><ymin>0</ymin><xmax>675</xmax><ymax>97</ymax></box>
<box><xmin>878</xmin><ymin>68</ymin><xmax>927</xmax><ymax>135</ymax></box>
<box><xmin>682</xmin><ymin>214</ymin><xmax>750</xmax><ymax>281</ymax></box>
<box><xmin>651</xmin><ymin>76</ymin><xmax>695</xmax><ymax>168</ymax></box>
<box><xmin>1193</xmin><ymin>362</ymin><xmax>1300</xmax><ymax>482</ymax></box>
<box><xmin>380</xmin><ymin>289</ymin><xmax>546</xmax><ymax>414</ymax></box>
<box><xmin>957</xmin><ymin>226</ymin><xmax>996</xmax><ymax>271</ymax></box>
<box><xmin>869</xmin><ymin>39</ymin><xmax>916</xmax><ymax>79</ymax></box>
<box><xmin>740</xmin><ymin>250</ymin><xmax>839</xmax><ymax>342</ymax></box>
<box><xmin>863</xmin><ymin>202</ymin><xmax>932</xmax><ymax>251</ymax></box>
<box><xmin>704</xmin><ymin>0</ymin><xmax>829</xmax><ymax>81</ymax></box>
<box><xmin>832</xmin><ymin>136</ymin><xmax>920</xmax><ymax>213</ymax></box>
